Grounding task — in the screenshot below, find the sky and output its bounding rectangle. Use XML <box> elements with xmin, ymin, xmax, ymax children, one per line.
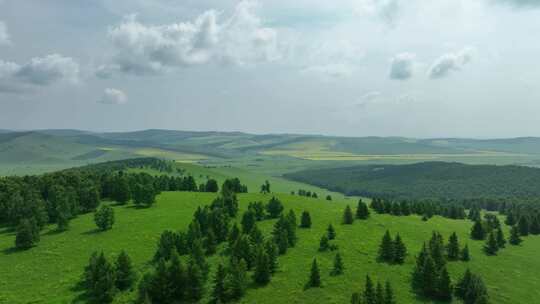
<box><xmin>0</xmin><ymin>0</ymin><xmax>540</xmax><ymax>138</ymax></box>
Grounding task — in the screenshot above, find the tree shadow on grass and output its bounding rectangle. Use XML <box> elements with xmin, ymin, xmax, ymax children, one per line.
<box><xmin>1</xmin><ymin>246</ymin><xmax>21</xmax><ymax>255</ymax></box>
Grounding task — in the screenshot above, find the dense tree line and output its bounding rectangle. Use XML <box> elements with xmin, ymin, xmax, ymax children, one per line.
<box><xmin>294</xmin><ymin>189</ymin><xmax>318</xmax><ymax>198</ymax></box>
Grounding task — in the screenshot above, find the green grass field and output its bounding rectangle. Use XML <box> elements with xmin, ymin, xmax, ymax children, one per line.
<box><xmin>1</xmin><ymin>190</ymin><xmax>539</xmax><ymax>303</ymax></box>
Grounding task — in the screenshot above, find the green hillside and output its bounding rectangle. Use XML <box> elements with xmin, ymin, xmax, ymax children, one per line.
<box><xmin>285</xmin><ymin>161</ymin><xmax>540</xmax><ymax>200</ymax></box>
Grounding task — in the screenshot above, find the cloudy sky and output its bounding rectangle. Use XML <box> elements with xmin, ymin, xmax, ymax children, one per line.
<box><xmin>1</xmin><ymin>0</ymin><xmax>539</xmax><ymax>138</ymax></box>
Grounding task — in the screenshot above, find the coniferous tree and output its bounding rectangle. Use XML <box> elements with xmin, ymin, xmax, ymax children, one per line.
<box><xmin>375</xmin><ymin>282</ymin><xmax>385</xmax><ymax>304</ymax></box>
<box><xmin>275</xmin><ymin>229</ymin><xmax>289</xmax><ymax>255</ymax></box>
<box><xmin>436</xmin><ymin>266</ymin><xmax>453</xmax><ymax>301</ymax></box>
<box><xmin>15</xmin><ymin>218</ymin><xmax>40</xmax><ymax>250</ymax></box>
<box><xmin>186</xmin><ymin>259</ymin><xmax>205</xmax><ymax>302</ymax></box>
<box><xmin>241</xmin><ymin>210</ymin><xmax>256</xmax><ymax>233</ymax></box>
<box><xmin>319</xmin><ymin>234</ymin><xmax>330</xmax><ymax>252</ymax></box>
<box><xmin>226</xmin><ymin>258</ymin><xmax>248</xmax><ymax>300</ymax></box>
<box><xmin>351</xmin><ymin>292</ymin><xmax>361</xmax><ymax>304</ymax></box>
<box><xmin>307</xmin><ymin>259</ymin><xmax>321</xmax><ymax>288</ymax></box>
<box><xmin>300</xmin><ymin>210</ymin><xmax>312</xmax><ymax>228</ymax></box>
<box><xmin>384</xmin><ymin>281</ymin><xmax>395</xmax><ymax>304</ymax></box>
<box><xmin>84</xmin><ymin>252</ymin><xmax>117</xmax><ymax>303</ymax></box>
<box><xmin>115</xmin><ymin>250</ymin><xmax>136</xmax><ymax>291</ymax></box>
<box><xmin>343</xmin><ymin>205</ymin><xmax>354</xmax><ymax>224</ymax></box>
<box><xmin>446</xmin><ymin>232</ymin><xmax>460</xmax><ymax>260</ymax></box>
<box><xmin>470</xmin><ymin>220</ymin><xmax>486</xmax><ymax>240</ymax></box>
<box><xmin>421</xmin><ymin>255</ymin><xmax>437</xmax><ymax>298</ymax></box>
<box><xmin>530</xmin><ymin>215</ymin><xmax>540</xmax><ymax>235</ymax></box>
<box><xmin>393</xmin><ymin>234</ymin><xmax>407</xmax><ymax>264</ymax></box>
<box><xmin>356</xmin><ymin>200</ymin><xmax>370</xmax><ymax>219</ymax></box>
<box><xmin>411</xmin><ymin>243</ymin><xmax>429</xmax><ymax>292</ymax></box>
<box><xmin>286</xmin><ymin>210</ymin><xmax>298</xmax><ymax>246</ymax></box>
<box><xmin>56</xmin><ymin>210</ymin><xmax>70</xmax><ymax>232</ymax></box>
<box><xmin>266</xmin><ymin>197</ymin><xmax>284</xmax><ymax>218</ymax></box>
<box><xmin>363</xmin><ymin>275</ymin><xmax>376</xmax><ymax>304</ymax></box>
<box><xmin>454</xmin><ymin>268</ymin><xmax>472</xmax><ymax>300</ymax></box>
<box><xmin>378</xmin><ymin>230</ymin><xmax>395</xmax><ymax>263</ymax></box>
<box><xmin>228</xmin><ymin>223</ymin><xmax>241</xmax><ymax>246</ymax></box>
<box><xmin>518</xmin><ymin>216</ymin><xmax>529</xmax><ymax>236</ymax></box>
<box><xmin>114</xmin><ymin>176</ymin><xmax>131</xmax><ymax>205</ymax></box>
<box><xmin>509</xmin><ymin>225</ymin><xmax>522</xmax><ymax>245</ymax></box>
<box><xmin>265</xmin><ymin>240</ymin><xmax>279</xmax><ymax>273</ymax></box>
<box><xmin>460</xmin><ymin>244</ymin><xmax>471</xmax><ymax>261</ymax></box>
<box><xmin>327</xmin><ymin>223</ymin><xmax>336</xmax><ymax>240</ymax></box>
<box><xmin>211</xmin><ymin>263</ymin><xmax>227</xmax><ymax>304</ymax></box>
<box><xmin>205</xmin><ymin>229</ymin><xmax>217</xmax><ymax>255</ymax></box>
<box><xmin>191</xmin><ymin>239</ymin><xmax>209</xmax><ymax>278</ymax></box>
<box><xmin>484</xmin><ymin>232</ymin><xmax>499</xmax><ymax>255</ymax></box>
<box><xmin>253</xmin><ymin>247</ymin><xmax>271</xmax><ymax>285</ymax></box>
<box><xmin>249</xmin><ymin>224</ymin><xmax>264</xmax><ymax>245</ymax></box>
<box><xmin>168</xmin><ymin>251</ymin><xmax>186</xmax><ymax>301</ymax></box>
<box><xmin>496</xmin><ymin>227</ymin><xmax>506</xmax><ymax>248</ymax></box>
<box><xmin>331</xmin><ymin>252</ymin><xmax>344</xmax><ymax>276</ymax></box>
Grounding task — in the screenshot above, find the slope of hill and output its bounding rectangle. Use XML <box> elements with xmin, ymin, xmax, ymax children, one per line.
<box><xmin>285</xmin><ymin>161</ymin><xmax>540</xmax><ymax>200</ymax></box>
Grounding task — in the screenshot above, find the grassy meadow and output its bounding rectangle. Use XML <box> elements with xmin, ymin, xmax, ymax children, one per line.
<box><xmin>1</xmin><ymin>189</ymin><xmax>539</xmax><ymax>303</ymax></box>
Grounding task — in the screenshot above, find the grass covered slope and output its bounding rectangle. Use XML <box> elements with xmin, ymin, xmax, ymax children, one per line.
<box><xmin>1</xmin><ymin>191</ymin><xmax>539</xmax><ymax>303</ymax></box>
<box><xmin>285</xmin><ymin>161</ymin><xmax>540</xmax><ymax>200</ymax></box>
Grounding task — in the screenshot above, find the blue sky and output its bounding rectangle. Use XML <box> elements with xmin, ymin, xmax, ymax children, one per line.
<box><xmin>1</xmin><ymin>0</ymin><xmax>540</xmax><ymax>138</ymax></box>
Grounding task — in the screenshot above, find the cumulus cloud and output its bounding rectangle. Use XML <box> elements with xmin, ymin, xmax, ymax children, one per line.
<box><xmin>428</xmin><ymin>47</ymin><xmax>475</xmax><ymax>79</ymax></box>
<box><xmin>98</xmin><ymin>88</ymin><xmax>128</xmax><ymax>104</ymax></box>
<box><xmin>0</xmin><ymin>21</ymin><xmax>10</xmax><ymax>45</ymax></box>
<box><xmin>100</xmin><ymin>0</ymin><xmax>280</xmax><ymax>76</ymax></box>
<box><xmin>389</xmin><ymin>53</ymin><xmax>415</xmax><ymax>80</ymax></box>
<box><xmin>0</xmin><ymin>54</ymin><xmax>79</xmax><ymax>93</ymax></box>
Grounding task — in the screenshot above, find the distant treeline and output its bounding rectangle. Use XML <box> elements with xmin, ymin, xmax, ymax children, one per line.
<box><xmin>285</xmin><ymin>161</ymin><xmax>540</xmax><ymax>201</ymax></box>
<box><xmin>0</xmin><ymin>158</ymin><xmax>246</xmax><ymax>232</ymax></box>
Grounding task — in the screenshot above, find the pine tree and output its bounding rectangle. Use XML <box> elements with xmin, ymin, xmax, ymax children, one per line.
<box><xmin>470</xmin><ymin>220</ymin><xmax>485</xmax><ymax>240</ymax></box>
<box><xmin>191</xmin><ymin>239</ymin><xmax>209</xmax><ymax>278</ymax></box>
<box><xmin>266</xmin><ymin>197</ymin><xmax>284</xmax><ymax>218</ymax></box>
<box><xmin>356</xmin><ymin>200</ymin><xmax>370</xmax><ymax>219</ymax></box>
<box><xmin>460</xmin><ymin>244</ymin><xmax>471</xmax><ymax>261</ymax></box>
<box><xmin>275</xmin><ymin>229</ymin><xmax>289</xmax><ymax>255</ymax></box>
<box><xmin>446</xmin><ymin>232</ymin><xmax>460</xmax><ymax>260</ymax></box>
<box><xmin>211</xmin><ymin>263</ymin><xmax>227</xmax><ymax>304</ymax></box>
<box><xmin>393</xmin><ymin>234</ymin><xmax>407</xmax><ymax>264</ymax></box>
<box><xmin>351</xmin><ymin>292</ymin><xmax>362</xmax><ymax>304</ymax></box>
<box><xmin>307</xmin><ymin>259</ymin><xmax>321</xmax><ymax>288</ymax></box>
<box><xmin>484</xmin><ymin>232</ymin><xmax>499</xmax><ymax>255</ymax></box>
<box><xmin>343</xmin><ymin>205</ymin><xmax>354</xmax><ymax>224</ymax></box>
<box><xmin>518</xmin><ymin>216</ymin><xmax>530</xmax><ymax>236</ymax></box>
<box><xmin>384</xmin><ymin>281</ymin><xmax>395</xmax><ymax>304</ymax></box>
<box><xmin>265</xmin><ymin>240</ymin><xmax>279</xmax><ymax>274</ymax></box>
<box><xmin>115</xmin><ymin>250</ymin><xmax>136</xmax><ymax>291</ymax></box>
<box><xmin>226</xmin><ymin>258</ymin><xmax>248</xmax><ymax>300</ymax></box>
<box><xmin>286</xmin><ymin>210</ymin><xmax>298</xmax><ymax>247</ymax></box>
<box><xmin>496</xmin><ymin>227</ymin><xmax>506</xmax><ymax>248</ymax></box>
<box><xmin>168</xmin><ymin>251</ymin><xmax>186</xmax><ymax>301</ymax></box>
<box><xmin>15</xmin><ymin>218</ymin><xmax>40</xmax><ymax>250</ymax></box>
<box><xmin>454</xmin><ymin>268</ymin><xmax>472</xmax><ymax>299</ymax></box>
<box><xmin>253</xmin><ymin>247</ymin><xmax>271</xmax><ymax>285</ymax></box>
<box><xmin>249</xmin><ymin>224</ymin><xmax>264</xmax><ymax>245</ymax></box>
<box><xmin>363</xmin><ymin>275</ymin><xmax>376</xmax><ymax>304</ymax></box>
<box><xmin>319</xmin><ymin>234</ymin><xmax>330</xmax><ymax>252</ymax></box>
<box><xmin>205</xmin><ymin>229</ymin><xmax>217</xmax><ymax>255</ymax></box>
<box><xmin>509</xmin><ymin>225</ymin><xmax>522</xmax><ymax>245</ymax></box>
<box><xmin>530</xmin><ymin>215</ymin><xmax>540</xmax><ymax>235</ymax></box>
<box><xmin>300</xmin><ymin>210</ymin><xmax>312</xmax><ymax>228</ymax></box>
<box><xmin>436</xmin><ymin>266</ymin><xmax>453</xmax><ymax>301</ymax></box>
<box><xmin>228</xmin><ymin>223</ymin><xmax>241</xmax><ymax>246</ymax></box>
<box><xmin>331</xmin><ymin>252</ymin><xmax>344</xmax><ymax>276</ymax></box>
<box><xmin>85</xmin><ymin>252</ymin><xmax>117</xmax><ymax>303</ymax></box>
<box><xmin>186</xmin><ymin>259</ymin><xmax>205</xmax><ymax>302</ymax></box>
<box><xmin>378</xmin><ymin>230</ymin><xmax>395</xmax><ymax>263</ymax></box>
<box><xmin>241</xmin><ymin>210</ymin><xmax>256</xmax><ymax>233</ymax></box>
<box><xmin>327</xmin><ymin>223</ymin><xmax>336</xmax><ymax>240</ymax></box>
<box><xmin>421</xmin><ymin>255</ymin><xmax>437</xmax><ymax>298</ymax></box>
<box><xmin>375</xmin><ymin>282</ymin><xmax>385</xmax><ymax>304</ymax></box>
<box><xmin>505</xmin><ymin>211</ymin><xmax>516</xmax><ymax>226</ymax></box>
<box><xmin>411</xmin><ymin>243</ymin><xmax>429</xmax><ymax>291</ymax></box>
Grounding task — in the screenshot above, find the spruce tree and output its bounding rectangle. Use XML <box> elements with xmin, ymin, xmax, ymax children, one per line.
<box><xmin>436</xmin><ymin>266</ymin><xmax>453</xmax><ymax>301</ymax></box>
<box><xmin>484</xmin><ymin>232</ymin><xmax>499</xmax><ymax>255</ymax></box>
<box><xmin>191</xmin><ymin>239</ymin><xmax>209</xmax><ymax>278</ymax></box>
<box><xmin>363</xmin><ymin>275</ymin><xmax>376</xmax><ymax>304</ymax></box>
<box><xmin>411</xmin><ymin>243</ymin><xmax>429</xmax><ymax>292</ymax></box>
<box><xmin>205</xmin><ymin>229</ymin><xmax>217</xmax><ymax>255</ymax></box>
<box><xmin>56</xmin><ymin>207</ymin><xmax>70</xmax><ymax>232</ymax></box>
<box><xmin>307</xmin><ymin>259</ymin><xmax>321</xmax><ymax>288</ymax></box>
<box><xmin>356</xmin><ymin>200</ymin><xmax>370</xmax><ymax>219</ymax></box>
<box><xmin>300</xmin><ymin>210</ymin><xmax>312</xmax><ymax>228</ymax></box>
<box><xmin>384</xmin><ymin>281</ymin><xmax>395</xmax><ymax>304</ymax></box>
<box><xmin>378</xmin><ymin>230</ymin><xmax>395</xmax><ymax>263</ymax></box>
<box><xmin>460</xmin><ymin>244</ymin><xmax>471</xmax><ymax>261</ymax></box>
<box><xmin>470</xmin><ymin>220</ymin><xmax>485</xmax><ymax>240</ymax></box>
<box><xmin>319</xmin><ymin>234</ymin><xmax>330</xmax><ymax>252</ymax></box>
<box><xmin>351</xmin><ymin>292</ymin><xmax>361</xmax><ymax>304</ymax></box>
<box><xmin>518</xmin><ymin>216</ymin><xmax>529</xmax><ymax>236</ymax></box>
<box><xmin>530</xmin><ymin>215</ymin><xmax>540</xmax><ymax>235</ymax></box>
<box><xmin>115</xmin><ymin>250</ymin><xmax>136</xmax><ymax>291</ymax></box>
<box><xmin>454</xmin><ymin>268</ymin><xmax>472</xmax><ymax>299</ymax></box>
<box><xmin>393</xmin><ymin>234</ymin><xmax>407</xmax><ymax>264</ymax></box>
<box><xmin>168</xmin><ymin>251</ymin><xmax>186</xmax><ymax>301</ymax></box>
<box><xmin>343</xmin><ymin>205</ymin><xmax>354</xmax><ymax>224</ymax></box>
<box><xmin>241</xmin><ymin>210</ymin><xmax>256</xmax><ymax>233</ymax></box>
<box><xmin>421</xmin><ymin>255</ymin><xmax>437</xmax><ymax>298</ymax></box>
<box><xmin>226</xmin><ymin>258</ymin><xmax>248</xmax><ymax>300</ymax></box>
<box><xmin>211</xmin><ymin>263</ymin><xmax>227</xmax><ymax>304</ymax></box>
<box><xmin>265</xmin><ymin>240</ymin><xmax>279</xmax><ymax>274</ymax></box>
<box><xmin>496</xmin><ymin>227</ymin><xmax>506</xmax><ymax>248</ymax></box>
<box><xmin>286</xmin><ymin>211</ymin><xmax>298</xmax><ymax>247</ymax></box>
<box><xmin>15</xmin><ymin>218</ymin><xmax>40</xmax><ymax>250</ymax></box>
<box><xmin>276</xmin><ymin>229</ymin><xmax>289</xmax><ymax>255</ymax></box>
<box><xmin>253</xmin><ymin>247</ymin><xmax>271</xmax><ymax>285</ymax></box>
<box><xmin>86</xmin><ymin>252</ymin><xmax>117</xmax><ymax>303</ymax></box>
<box><xmin>228</xmin><ymin>223</ymin><xmax>241</xmax><ymax>246</ymax></box>
<box><xmin>375</xmin><ymin>282</ymin><xmax>385</xmax><ymax>304</ymax></box>
<box><xmin>327</xmin><ymin>223</ymin><xmax>336</xmax><ymax>240</ymax></box>
<box><xmin>446</xmin><ymin>232</ymin><xmax>460</xmax><ymax>260</ymax></box>
<box><xmin>266</xmin><ymin>197</ymin><xmax>284</xmax><ymax>218</ymax></box>
<box><xmin>509</xmin><ymin>225</ymin><xmax>522</xmax><ymax>245</ymax></box>
<box><xmin>186</xmin><ymin>259</ymin><xmax>205</xmax><ymax>302</ymax></box>
<box><xmin>330</xmin><ymin>252</ymin><xmax>344</xmax><ymax>276</ymax></box>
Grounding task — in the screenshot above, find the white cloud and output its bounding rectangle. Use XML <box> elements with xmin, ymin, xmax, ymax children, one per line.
<box><xmin>428</xmin><ymin>47</ymin><xmax>476</xmax><ymax>79</ymax></box>
<box><xmin>389</xmin><ymin>53</ymin><xmax>415</xmax><ymax>80</ymax></box>
<box><xmin>356</xmin><ymin>91</ymin><xmax>382</xmax><ymax>107</ymax></box>
<box><xmin>354</xmin><ymin>0</ymin><xmax>401</xmax><ymax>25</ymax></box>
<box><xmin>101</xmin><ymin>0</ymin><xmax>280</xmax><ymax>76</ymax></box>
<box><xmin>301</xmin><ymin>63</ymin><xmax>354</xmax><ymax>79</ymax></box>
<box><xmin>0</xmin><ymin>21</ymin><xmax>10</xmax><ymax>45</ymax></box>
<box><xmin>98</xmin><ymin>88</ymin><xmax>128</xmax><ymax>104</ymax></box>
<box><xmin>0</xmin><ymin>54</ymin><xmax>79</xmax><ymax>93</ymax></box>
